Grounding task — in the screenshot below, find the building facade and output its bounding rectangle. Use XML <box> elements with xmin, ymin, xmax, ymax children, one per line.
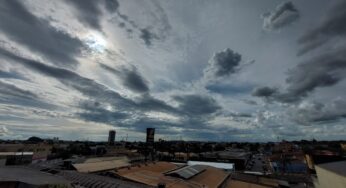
<box><xmin>108</xmin><ymin>130</ymin><xmax>116</xmax><ymax>146</ymax></box>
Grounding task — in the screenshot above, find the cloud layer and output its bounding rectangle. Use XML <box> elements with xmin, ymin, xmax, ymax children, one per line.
<box><xmin>100</xmin><ymin>63</ymin><xmax>149</xmax><ymax>93</ymax></box>
<box><xmin>262</xmin><ymin>1</ymin><xmax>300</xmax><ymax>31</ymax></box>
<box><xmin>204</xmin><ymin>48</ymin><xmax>242</xmax><ymax>79</ymax></box>
<box><xmin>0</xmin><ymin>0</ymin><xmax>345</xmax><ymax>141</ymax></box>
<box><xmin>298</xmin><ymin>0</ymin><xmax>346</xmax><ymax>54</ymax></box>
<box><xmin>0</xmin><ymin>0</ymin><xmax>84</xmax><ymax>67</ymax></box>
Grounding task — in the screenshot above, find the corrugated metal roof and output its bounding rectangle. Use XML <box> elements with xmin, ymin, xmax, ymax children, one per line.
<box><xmin>0</xmin><ymin>166</ymin><xmax>71</xmax><ymax>186</ymax></box>
<box><xmin>121</xmin><ymin>170</ymin><xmax>184</xmax><ymax>187</ymax></box>
<box><xmin>116</xmin><ymin>162</ymin><xmax>179</xmax><ymax>176</ymax></box>
<box><xmin>187</xmin><ymin>166</ymin><xmax>230</xmax><ymax>188</ymax></box>
<box><xmin>72</xmin><ymin>157</ymin><xmax>130</xmax><ymax>173</ymax></box>
<box><xmin>120</xmin><ymin>169</ymin><xmax>210</xmax><ymax>188</ymax></box>
<box><xmin>165</xmin><ymin>165</ymin><xmax>207</xmax><ymax>179</ymax></box>
<box><xmin>59</xmin><ymin>170</ymin><xmax>151</xmax><ymax>188</ymax></box>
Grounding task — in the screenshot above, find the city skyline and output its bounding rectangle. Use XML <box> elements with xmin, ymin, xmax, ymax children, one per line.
<box><xmin>0</xmin><ymin>0</ymin><xmax>346</xmax><ymax>141</ymax></box>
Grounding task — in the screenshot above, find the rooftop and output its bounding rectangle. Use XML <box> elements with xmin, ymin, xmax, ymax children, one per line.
<box><xmin>115</xmin><ymin>162</ymin><xmax>230</xmax><ymax>188</ymax></box>
<box><xmin>83</xmin><ymin>156</ymin><xmax>128</xmax><ymax>163</ymax></box>
<box><xmin>317</xmin><ymin>160</ymin><xmax>346</xmax><ymax>177</ymax></box>
<box><xmin>187</xmin><ymin>166</ymin><xmax>230</xmax><ymax>188</ymax></box>
<box><xmin>72</xmin><ymin>156</ymin><xmax>130</xmax><ymax>173</ymax></box>
<box><xmin>165</xmin><ymin>165</ymin><xmax>207</xmax><ymax>179</ymax></box>
<box><xmin>116</xmin><ymin>161</ymin><xmax>178</xmax><ymax>175</ymax></box>
<box><xmin>117</xmin><ymin>170</ymin><xmax>190</xmax><ymax>187</ymax></box>
<box><xmin>226</xmin><ymin>179</ymin><xmax>274</xmax><ymax>188</ymax></box>
<box><xmin>59</xmin><ymin>170</ymin><xmax>150</xmax><ymax>188</ymax></box>
<box><xmin>0</xmin><ymin>166</ymin><xmax>71</xmax><ymax>186</ymax></box>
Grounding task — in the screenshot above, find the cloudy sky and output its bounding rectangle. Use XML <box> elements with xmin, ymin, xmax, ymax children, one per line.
<box><xmin>0</xmin><ymin>0</ymin><xmax>346</xmax><ymax>141</ymax></box>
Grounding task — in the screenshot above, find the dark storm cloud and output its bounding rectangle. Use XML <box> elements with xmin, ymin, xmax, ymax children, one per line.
<box><xmin>0</xmin><ymin>0</ymin><xmax>84</xmax><ymax>67</ymax></box>
<box><xmin>262</xmin><ymin>1</ymin><xmax>299</xmax><ymax>31</ymax></box>
<box><xmin>273</xmin><ymin>127</ymin><xmax>305</xmax><ymax>137</ymax></box>
<box><xmin>100</xmin><ymin>63</ymin><xmax>149</xmax><ymax>93</ymax></box>
<box><xmin>119</xmin><ymin>67</ymin><xmax>150</xmax><ymax>93</ymax></box>
<box><xmin>173</xmin><ymin>94</ymin><xmax>221</xmax><ymax>116</ymax></box>
<box><xmin>104</xmin><ymin>0</ymin><xmax>119</xmax><ymax>13</ymax></box>
<box><xmin>179</xmin><ymin>117</ymin><xmax>210</xmax><ymax>130</ymax></box>
<box><xmin>136</xmin><ymin>95</ymin><xmax>178</xmax><ymax>114</ymax></box>
<box><xmin>291</xmin><ymin>99</ymin><xmax>346</xmax><ymax>125</ymax></box>
<box><xmin>75</xmin><ymin>95</ymin><xmax>180</xmax><ymax>128</ymax></box>
<box><xmin>252</xmin><ymin>86</ymin><xmax>278</xmax><ymax>98</ymax></box>
<box><xmin>298</xmin><ymin>1</ymin><xmax>346</xmax><ymax>54</ymax></box>
<box><xmin>140</xmin><ymin>28</ymin><xmax>158</xmax><ymax>46</ymax></box>
<box><xmin>284</xmin><ymin>52</ymin><xmax>344</xmax><ymax>98</ymax></box>
<box><xmin>204</xmin><ymin>48</ymin><xmax>242</xmax><ymax>78</ymax></box>
<box><xmin>76</xmin><ymin>95</ymin><xmax>213</xmax><ymax>132</ymax></box>
<box><xmin>254</xmin><ymin>47</ymin><xmax>346</xmax><ymax>103</ymax></box>
<box><xmin>255</xmin><ymin>1</ymin><xmax>346</xmax><ymax>104</ymax></box>
<box><xmin>67</xmin><ymin>0</ymin><xmax>119</xmax><ymax>30</ymax></box>
<box><xmin>252</xmin><ymin>86</ymin><xmax>297</xmax><ymax>103</ymax></box>
<box><xmin>130</xmin><ymin>116</ymin><xmax>212</xmax><ymax>134</ymax></box>
<box><xmin>0</xmin><ymin>69</ymin><xmax>26</xmax><ymax>80</ymax></box>
<box><xmin>229</xmin><ymin>112</ymin><xmax>253</xmax><ymax>118</ymax></box>
<box><xmin>124</xmin><ymin>117</ymin><xmax>216</xmax><ymax>136</ymax></box>
<box><xmin>206</xmin><ymin>83</ymin><xmax>253</xmax><ymax>95</ymax></box>
<box><xmin>77</xmin><ymin>96</ymin><xmax>212</xmax><ymax>132</ymax></box>
<box><xmin>292</xmin><ymin>51</ymin><xmax>346</xmax><ymax>97</ymax></box>
<box><xmin>0</xmin><ymin>81</ymin><xmax>55</xmax><ymax>109</ymax></box>
<box><xmin>122</xmin><ymin>118</ymin><xmax>180</xmax><ymax>132</ymax></box>
<box><xmin>76</xmin><ymin>100</ymin><xmax>129</xmax><ymax>124</ymax></box>
<box><xmin>0</xmin><ymin>81</ymin><xmax>36</xmax><ymax>100</ymax></box>
<box><xmin>68</xmin><ymin>0</ymin><xmax>102</xmax><ymax>30</ymax></box>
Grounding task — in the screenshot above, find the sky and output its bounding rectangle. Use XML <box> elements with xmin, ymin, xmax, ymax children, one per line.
<box><xmin>0</xmin><ymin>0</ymin><xmax>346</xmax><ymax>142</ymax></box>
